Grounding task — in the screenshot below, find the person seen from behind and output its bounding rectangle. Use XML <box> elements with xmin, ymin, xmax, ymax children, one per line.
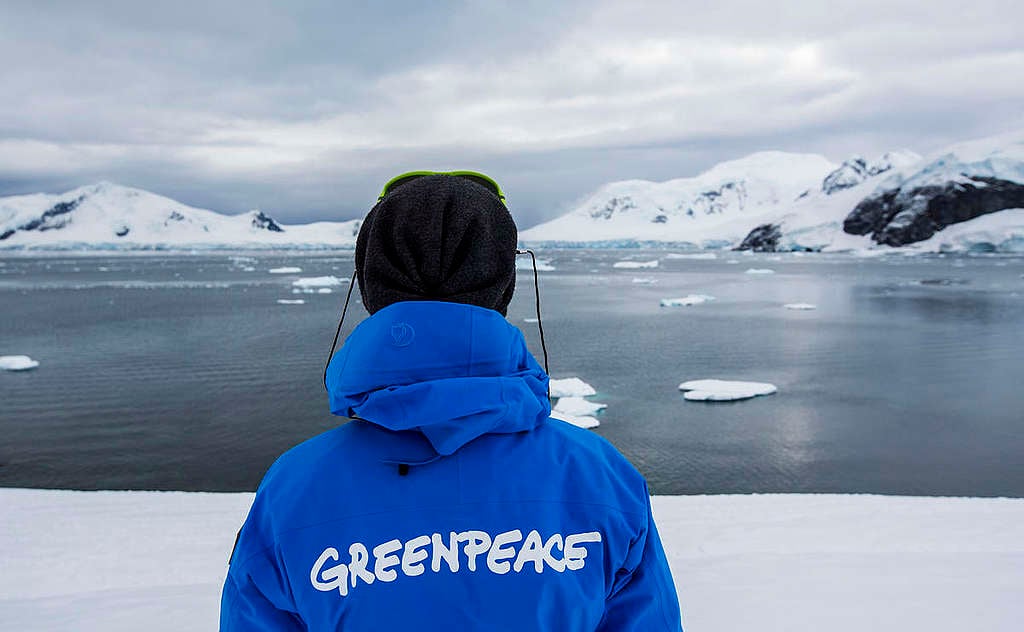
<box><xmin>220</xmin><ymin>172</ymin><xmax>684</xmax><ymax>630</ymax></box>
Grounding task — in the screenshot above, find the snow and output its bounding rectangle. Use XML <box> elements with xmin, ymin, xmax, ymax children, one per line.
<box><xmin>553</xmin><ymin>396</ymin><xmax>607</xmax><ymax>417</ymax></box>
<box><xmin>0</xmin><ymin>183</ymin><xmax>362</xmax><ymax>250</ymax></box>
<box><xmin>548</xmin><ymin>377</ymin><xmax>596</xmax><ymax>398</ymax></box>
<box><xmin>660</xmin><ymin>294</ymin><xmax>715</xmax><ymax>307</ymax></box>
<box><xmin>276</xmin><ymin>299</ymin><xmax>305</xmax><ymax>305</ymax></box>
<box><xmin>519</xmin><ymin>151</ymin><xmax>836</xmax><ymax>244</ymax></box>
<box><xmin>745</xmin><ymin>268</ymin><xmax>775</xmax><ymax>274</ymax></box>
<box><xmin>0</xmin><ymin>355</ymin><xmax>39</xmax><ymax>371</ymax></box>
<box><xmin>679</xmin><ymin>379</ymin><xmax>777</xmax><ymax>401</ymax></box>
<box><xmin>291</xmin><ymin>276</ymin><xmax>348</xmax><ymax>288</ymax></box>
<box><xmin>549</xmin><ymin>409</ymin><xmax>601</xmax><ymax>429</ymax></box>
<box><xmin>613</xmin><ymin>259</ymin><xmax>659</xmax><ymax>269</ymax></box>
<box><xmin>783</xmin><ymin>303</ymin><xmax>817</xmax><ymax>310</ymax></box>
<box><xmin>2</xmin><ymin>488</ymin><xmax>1022</xmax><ymax>632</ymax></box>
<box><xmin>907</xmin><ymin>209</ymin><xmax>1024</xmax><ymax>253</ymax></box>
<box><xmin>268</xmin><ymin>267</ymin><xmax>302</xmax><ymax>274</ymax></box>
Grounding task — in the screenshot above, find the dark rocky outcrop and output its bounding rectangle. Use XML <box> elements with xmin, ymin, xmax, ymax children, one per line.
<box><xmin>4</xmin><ymin>195</ymin><xmax>85</xmax><ymax>239</ymax></box>
<box><xmin>822</xmin><ymin>157</ymin><xmax>870</xmax><ymax>195</ymax></box>
<box><xmin>251</xmin><ymin>210</ymin><xmax>284</xmax><ymax>232</ymax></box>
<box><xmin>735</xmin><ymin>223</ymin><xmax>781</xmax><ymax>252</ymax></box>
<box><xmin>843</xmin><ymin>176</ymin><xmax>1024</xmax><ymax>246</ymax></box>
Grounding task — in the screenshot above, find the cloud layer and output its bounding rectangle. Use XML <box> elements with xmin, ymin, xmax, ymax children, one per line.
<box><xmin>1</xmin><ymin>0</ymin><xmax>1021</xmax><ymax>227</ymax></box>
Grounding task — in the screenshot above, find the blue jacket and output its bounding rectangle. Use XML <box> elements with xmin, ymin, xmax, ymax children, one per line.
<box><xmin>221</xmin><ymin>301</ymin><xmax>682</xmax><ymax>631</ymax></box>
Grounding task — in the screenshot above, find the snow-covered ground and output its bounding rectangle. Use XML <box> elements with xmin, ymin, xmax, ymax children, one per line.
<box><xmin>1</xmin><ymin>489</ymin><xmax>1021</xmax><ymax>631</ymax></box>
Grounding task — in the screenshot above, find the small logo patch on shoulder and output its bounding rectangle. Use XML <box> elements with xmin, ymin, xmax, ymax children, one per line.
<box><xmin>390</xmin><ymin>322</ymin><xmax>415</xmax><ymax>347</ymax></box>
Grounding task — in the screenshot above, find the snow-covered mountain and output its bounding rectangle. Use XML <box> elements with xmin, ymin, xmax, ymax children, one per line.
<box><xmin>519</xmin><ymin>151</ymin><xmax>837</xmax><ymax>246</ymax></box>
<box><xmin>522</xmin><ymin>132</ymin><xmax>1024</xmax><ymax>252</ymax></box>
<box><xmin>843</xmin><ymin>132</ymin><xmax>1024</xmax><ymax>247</ymax></box>
<box><xmin>0</xmin><ymin>182</ymin><xmax>361</xmax><ymax>249</ymax></box>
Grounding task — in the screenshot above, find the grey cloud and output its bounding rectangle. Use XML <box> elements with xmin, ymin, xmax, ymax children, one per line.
<box><xmin>0</xmin><ymin>0</ymin><xmax>1021</xmax><ymax>227</ymax></box>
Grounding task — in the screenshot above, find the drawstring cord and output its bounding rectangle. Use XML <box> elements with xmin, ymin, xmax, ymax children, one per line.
<box><xmin>324</xmin><ymin>251</ymin><xmax>551</xmax><ymax>401</ymax></box>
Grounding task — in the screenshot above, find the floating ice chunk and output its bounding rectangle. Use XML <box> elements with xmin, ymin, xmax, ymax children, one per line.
<box><xmin>241</xmin><ymin>266</ymin><xmax>256</xmax><ymax>272</ymax></box>
<box><xmin>726</xmin><ymin>259</ymin><xmax>740</xmax><ymax>264</ymax></box>
<box><xmin>268</xmin><ymin>267</ymin><xmax>302</xmax><ymax>274</ymax></box>
<box><xmin>516</xmin><ymin>258</ymin><xmax>555</xmax><ymax>271</ymax></box>
<box><xmin>523</xmin><ymin>317</ymin><xmax>539</xmax><ymax>323</ymax></box>
<box><xmin>679</xmin><ymin>379</ymin><xmax>777</xmax><ymax>401</ymax></box>
<box><xmin>665</xmin><ymin>253</ymin><xmax>717</xmax><ymax>260</ymax></box>
<box><xmin>632</xmin><ymin>277</ymin><xmax>657</xmax><ymax>284</ymax></box>
<box><xmin>292</xmin><ymin>276</ymin><xmax>348</xmax><ymax>288</ymax></box>
<box><xmin>661</xmin><ymin>295</ymin><xmax>715</xmax><ymax>307</ymax></box>
<box><xmin>276</xmin><ymin>299</ymin><xmax>305</xmax><ymax>305</ymax></box>
<box><xmin>317</xmin><ymin>288</ymin><xmax>333</xmax><ymax>294</ymax></box>
<box><xmin>784</xmin><ymin>303</ymin><xmax>817</xmax><ymax>310</ymax></box>
<box><xmin>0</xmin><ymin>355</ymin><xmax>40</xmax><ymax>371</ymax></box>
<box><xmin>745</xmin><ymin>268</ymin><xmax>776</xmax><ymax>275</ymax></box>
<box><xmin>554</xmin><ymin>396</ymin><xmax>607</xmax><ymax>416</ymax></box>
<box><xmin>549</xmin><ymin>377</ymin><xmax>596</xmax><ymax>398</ymax></box>
<box><xmin>613</xmin><ymin>260</ymin><xmax>659</xmax><ymax>269</ymax></box>
<box><xmin>550</xmin><ymin>409</ymin><xmax>600</xmax><ymax>429</ymax></box>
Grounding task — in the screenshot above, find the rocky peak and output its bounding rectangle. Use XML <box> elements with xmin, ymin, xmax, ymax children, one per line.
<box><xmin>821</xmin><ymin>156</ymin><xmax>870</xmax><ymax>195</ymax></box>
<box><xmin>251</xmin><ymin>210</ymin><xmax>284</xmax><ymax>232</ymax></box>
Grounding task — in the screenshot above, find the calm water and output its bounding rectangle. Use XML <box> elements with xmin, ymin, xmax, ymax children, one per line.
<box><xmin>2</xmin><ymin>250</ymin><xmax>1023</xmax><ymax>496</ymax></box>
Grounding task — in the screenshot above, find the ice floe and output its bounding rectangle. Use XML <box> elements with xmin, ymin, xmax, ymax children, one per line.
<box><xmin>660</xmin><ymin>295</ymin><xmax>715</xmax><ymax>307</ymax></box>
<box><xmin>665</xmin><ymin>253</ymin><xmax>717</xmax><ymax>260</ymax></box>
<box><xmin>549</xmin><ymin>377</ymin><xmax>597</xmax><ymax>398</ymax></box>
<box><xmin>268</xmin><ymin>267</ymin><xmax>302</xmax><ymax>274</ymax></box>
<box><xmin>632</xmin><ymin>277</ymin><xmax>657</xmax><ymax>284</ymax></box>
<box><xmin>613</xmin><ymin>260</ymin><xmax>659</xmax><ymax>269</ymax></box>
<box><xmin>292</xmin><ymin>276</ymin><xmax>348</xmax><ymax>288</ymax></box>
<box><xmin>554</xmin><ymin>396</ymin><xmax>607</xmax><ymax>417</ymax></box>
<box><xmin>276</xmin><ymin>299</ymin><xmax>305</xmax><ymax>305</ymax></box>
<box><xmin>523</xmin><ymin>317</ymin><xmax>539</xmax><ymax>323</ymax></box>
<box><xmin>745</xmin><ymin>268</ymin><xmax>776</xmax><ymax>275</ymax></box>
<box><xmin>784</xmin><ymin>303</ymin><xmax>817</xmax><ymax>310</ymax></box>
<box><xmin>516</xmin><ymin>258</ymin><xmax>555</xmax><ymax>272</ymax></box>
<box><xmin>317</xmin><ymin>288</ymin><xmax>333</xmax><ymax>294</ymax></box>
<box><xmin>0</xmin><ymin>355</ymin><xmax>40</xmax><ymax>371</ymax></box>
<box><xmin>678</xmin><ymin>379</ymin><xmax>777</xmax><ymax>401</ymax></box>
<box><xmin>550</xmin><ymin>410</ymin><xmax>600</xmax><ymax>429</ymax></box>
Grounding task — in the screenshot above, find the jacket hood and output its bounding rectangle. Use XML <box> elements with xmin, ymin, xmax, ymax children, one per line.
<box><xmin>325</xmin><ymin>301</ymin><xmax>550</xmax><ymax>457</ymax></box>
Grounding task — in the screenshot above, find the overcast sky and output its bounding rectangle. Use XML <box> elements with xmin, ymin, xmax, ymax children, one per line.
<box><xmin>1</xmin><ymin>1</ymin><xmax>1021</xmax><ymax>227</ymax></box>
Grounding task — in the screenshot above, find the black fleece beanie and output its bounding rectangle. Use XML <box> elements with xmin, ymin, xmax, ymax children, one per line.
<box><xmin>355</xmin><ymin>175</ymin><xmax>518</xmax><ymax>315</ymax></box>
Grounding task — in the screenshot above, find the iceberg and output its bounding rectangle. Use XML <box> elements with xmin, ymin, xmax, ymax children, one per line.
<box><xmin>784</xmin><ymin>303</ymin><xmax>817</xmax><ymax>310</ymax></box>
<box><xmin>0</xmin><ymin>355</ymin><xmax>40</xmax><ymax>371</ymax></box>
<box><xmin>554</xmin><ymin>396</ymin><xmax>607</xmax><ymax>417</ymax></box>
<box><xmin>268</xmin><ymin>267</ymin><xmax>302</xmax><ymax>274</ymax></box>
<box><xmin>745</xmin><ymin>268</ymin><xmax>776</xmax><ymax>275</ymax></box>
<box><xmin>613</xmin><ymin>260</ymin><xmax>659</xmax><ymax>269</ymax></box>
<box><xmin>549</xmin><ymin>377</ymin><xmax>597</xmax><ymax>398</ymax></box>
<box><xmin>550</xmin><ymin>409</ymin><xmax>600</xmax><ymax>429</ymax></box>
<box><xmin>661</xmin><ymin>295</ymin><xmax>715</xmax><ymax>307</ymax></box>
<box><xmin>678</xmin><ymin>379</ymin><xmax>777</xmax><ymax>401</ymax></box>
<box><xmin>276</xmin><ymin>299</ymin><xmax>305</xmax><ymax>305</ymax></box>
<box><xmin>292</xmin><ymin>276</ymin><xmax>348</xmax><ymax>288</ymax></box>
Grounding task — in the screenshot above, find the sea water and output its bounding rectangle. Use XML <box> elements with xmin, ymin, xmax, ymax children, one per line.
<box><xmin>1</xmin><ymin>250</ymin><xmax>1023</xmax><ymax>496</ymax></box>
